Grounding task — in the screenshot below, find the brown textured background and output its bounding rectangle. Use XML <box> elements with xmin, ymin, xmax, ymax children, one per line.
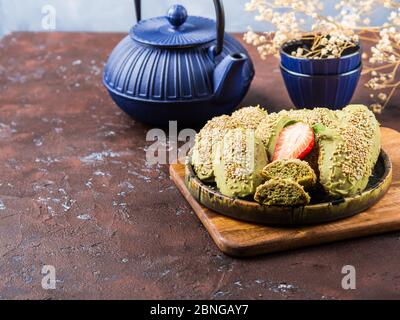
<box><xmin>0</xmin><ymin>32</ymin><xmax>399</xmax><ymax>299</ymax></box>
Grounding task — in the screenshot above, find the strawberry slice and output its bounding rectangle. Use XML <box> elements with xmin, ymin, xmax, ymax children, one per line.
<box><xmin>272</xmin><ymin>122</ymin><xmax>315</xmax><ymax>161</ymax></box>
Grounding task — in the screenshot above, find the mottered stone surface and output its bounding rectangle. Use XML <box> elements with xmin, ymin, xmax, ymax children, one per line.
<box><xmin>0</xmin><ymin>32</ymin><xmax>399</xmax><ymax>299</ymax></box>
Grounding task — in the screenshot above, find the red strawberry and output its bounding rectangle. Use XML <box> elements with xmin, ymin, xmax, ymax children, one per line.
<box><xmin>272</xmin><ymin>122</ymin><xmax>315</xmax><ymax>161</ymax></box>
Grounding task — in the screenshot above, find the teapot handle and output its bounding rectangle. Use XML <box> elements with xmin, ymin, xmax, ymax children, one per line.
<box><xmin>134</xmin><ymin>0</ymin><xmax>141</xmax><ymax>22</ymax></box>
<box><xmin>134</xmin><ymin>0</ymin><xmax>225</xmax><ymax>55</ymax></box>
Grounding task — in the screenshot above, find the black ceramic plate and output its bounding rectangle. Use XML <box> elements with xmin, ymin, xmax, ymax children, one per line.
<box><xmin>185</xmin><ymin>150</ymin><xmax>392</xmax><ymax>226</ymax></box>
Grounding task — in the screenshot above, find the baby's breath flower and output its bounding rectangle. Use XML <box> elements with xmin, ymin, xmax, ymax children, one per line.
<box><xmin>378</xmin><ymin>92</ymin><xmax>388</xmax><ymax>101</ymax></box>
<box><xmin>371</xmin><ymin>103</ymin><xmax>383</xmax><ymax>114</ymax></box>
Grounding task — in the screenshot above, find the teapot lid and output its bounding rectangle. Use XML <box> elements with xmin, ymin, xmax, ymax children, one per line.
<box><xmin>130</xmin><ymin>5</ymin><xmax>216</xmax><ymax>47</ymax></box>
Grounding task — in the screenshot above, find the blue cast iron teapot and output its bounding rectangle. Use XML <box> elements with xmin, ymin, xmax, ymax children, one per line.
<box><xmin>103</xmin><ymin>0</ymin><xmax>255</xmax><ymax>127</ymax></box>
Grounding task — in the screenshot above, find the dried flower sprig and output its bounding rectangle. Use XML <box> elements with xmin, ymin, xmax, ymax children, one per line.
<box><xmin>289</xmin><ymin>34</ymin><xmax>359</xmax><ymax>59</ymax></box>
<box><xmin>243</xmin><ymin>0</ymin><xmax>361</xmax><ymax>59</ymax></box>
<box><xmin>361</xmin><ymin>5</ymin><xmax>400</xmax><ymax>113</ymax></box>
<box><xmin>244</xmin><ymin>0</ymin><xmax>400</xmax><ymax>113</ymax></box>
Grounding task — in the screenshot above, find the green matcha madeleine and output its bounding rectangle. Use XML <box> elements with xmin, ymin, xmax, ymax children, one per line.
<box><xmin>315</xmin><ymin>104</ymin><xmax>381</xmax><ymax>197</ymax></box>
<box><xmin>255</xmin><ymin>112</ymin><xmax>293</xmax><ymax>160</ymax></box>
<box><xmin>261</xmin><ymin>159</ymin><xmax>317</xmax><ymax>189</ymax></box>
<box><xmin>191</xmin><ymin>115</ymin><xmax>239</xmax><ymax>182</ymax></box>
<box><xmin>231</xmin><ymin>105</ymin><xmax>268</xmax><ymax>130</ymax></box>
<box><xmin>341</xmin><ymin>104</ymin><xmax>381</xmax><ymax>171</ymax></box>
<box><xmin>283</xmin><ymin>107</ymin><xmax>339</xmax><ymax>128</ymax></box>
<box><xmin>213</xmin><ymin>128</ymin><xmax>268</xmax><ymax>198</ymax></box>
<box><xmin>254</xmin><ymin>178</ymin><xmax>311</xmax><ymax>206</ymax></box>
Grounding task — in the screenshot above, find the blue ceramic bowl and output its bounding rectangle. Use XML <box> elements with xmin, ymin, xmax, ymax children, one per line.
<box><xmin>280</xmin><ymin>40</ymin><xmax>361</xmax><ymax>75</ymax></box>
<box><xmin>280</xmin><ymin>63</ymin><xmax>362</xmax><ymax>110</ymax></box>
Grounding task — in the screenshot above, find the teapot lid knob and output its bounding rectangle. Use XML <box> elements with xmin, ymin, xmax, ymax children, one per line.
<box><xmin>167</xmin><ymin>5</ymin><xmax>188</xmax><ymax>28</ymax></box>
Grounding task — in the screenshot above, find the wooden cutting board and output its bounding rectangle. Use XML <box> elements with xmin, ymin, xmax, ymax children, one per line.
<box><xmin>170</xmin><ymin>127</ymin><xmax>400</xmax><ymax>257</ymax></box>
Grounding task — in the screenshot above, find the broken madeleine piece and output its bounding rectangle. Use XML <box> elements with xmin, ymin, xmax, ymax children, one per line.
<box><xmin>254</xmin><ymin>178</ymin><xmax>311</xmax><ymax>206</ymax></box>
<box><xmin>261</xmin><ymin>159</ymin><xmax>317</xmax><ymax>189</ymax></box>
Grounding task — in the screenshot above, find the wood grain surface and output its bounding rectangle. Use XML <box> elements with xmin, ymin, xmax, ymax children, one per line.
<box><xmin>170</xmin><ymin>127</ymin><xmax>400</xmax><ymax>257</ymax></box>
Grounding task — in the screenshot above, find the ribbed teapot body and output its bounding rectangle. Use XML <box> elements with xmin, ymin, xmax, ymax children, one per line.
<box><xmin>103</xmin><ymin>33</ymin><xmax>254</xmax><ymax>103</ymax></box>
